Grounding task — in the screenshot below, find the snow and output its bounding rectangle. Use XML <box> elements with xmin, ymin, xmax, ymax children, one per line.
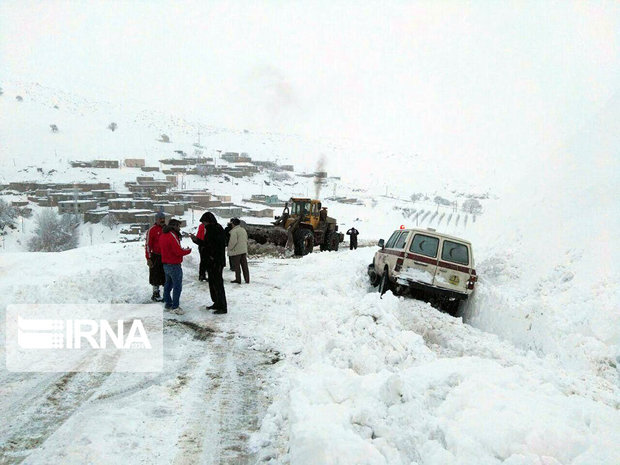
<box><xmin>1</xmin><ymin>244</ymin><xmax>618</xmax><ymax>463</ymax></box>
<box><xmin>1</xmin><ymin>18</ymin><xmax>619</xmax><ymax>462</ymax></box>
<box><xmin>398</xmin><ymin>267</ymin><xmax>435</xmax><ymax>285</ymax></box>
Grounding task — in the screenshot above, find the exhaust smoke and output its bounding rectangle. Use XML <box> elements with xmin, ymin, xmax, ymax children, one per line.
<box><xmin>314</xmin><ymin>155</ymin><xmax>326</xmax><ymax>199</ymax></box>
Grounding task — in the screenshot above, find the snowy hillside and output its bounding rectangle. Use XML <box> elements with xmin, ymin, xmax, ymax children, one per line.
<box><xmin>0</xmin><ymin>78</ymin><xmax>618</xmax><ymax>464</ymax></box>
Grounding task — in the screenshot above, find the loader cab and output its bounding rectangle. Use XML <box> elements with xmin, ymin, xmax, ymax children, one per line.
<box><xmin>288</xmin><ymin>198</ymin><xmax>321</xmax><ymax>229</ymax></box>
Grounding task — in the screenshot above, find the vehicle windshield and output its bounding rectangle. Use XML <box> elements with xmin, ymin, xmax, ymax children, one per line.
<box><xmin>291</xmin><ymin>202</ymin><xmax>311</xmax><ymax>216</ymax></box>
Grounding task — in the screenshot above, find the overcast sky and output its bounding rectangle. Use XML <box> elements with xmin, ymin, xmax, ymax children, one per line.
<box><xmin>1</xmin><ymin>0</ymin><xmax>619</xmax><ymax>164</ymax></box>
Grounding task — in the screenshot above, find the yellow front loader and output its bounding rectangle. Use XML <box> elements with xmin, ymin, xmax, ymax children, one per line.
<box><xmin>246</xmin><ymin>197</ymin><xmax>343</xmax><ymax>256</ymax></box>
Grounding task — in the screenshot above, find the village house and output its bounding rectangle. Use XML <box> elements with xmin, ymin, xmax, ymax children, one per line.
<box><xmin>84</xmin><ymin>209</ymin><xmax>109</xmax><ymax>223</ymax></box>
<box><xmin>221</xmin><ymin>152</ymin><xmax>240</xmax><ymax>162</ymax></box>
<box><xmin>245</xmin><ymin>194</ymin><xmax>285</xmax><ymax>207</ymax></box>
<box><xmin>58</xmin><ymin>199</ymin><xmax>98</xmax><ymax>214</ymax></box>
<box><xmin>70</xmin><ymin>160</ymin><xmax>93</xmax><ymax>168</ymax></box>
<box><xmin>124</xmin><ymin>158</ymin><xmax>146</xmax><ymax>168</ymax></box>
<box><xmin>211</xmin><ymin>206</ymin><xmax>243</xmax><ymax>218</ymax></box>
<box><xmin>247</xmin><ymin>208</ymin><xmax>274</xmax><ymax>218</ymax></box>
<box><xmin>92</xmin><ymin>160</ymin><xmax>120</xmax><ymax>169</ymax></box>
<box><xmin>253</xmin><ymin>160</ymin><xmax>278</xmax><ymax>170</ymax></box>
<box><xmin>196</xmin><ymin>163</ymin><xmax>217</xmax><ymax>176</ymax></box>
<box><xmin>107</xmin><ymin>209</ymin><xmax>154</xmax><ymax>223</ymax></box>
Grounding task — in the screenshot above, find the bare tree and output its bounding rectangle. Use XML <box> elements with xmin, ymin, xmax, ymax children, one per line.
<box><xmin>50</xmin><ymin>124</ymin><xmax>59</xmax><ymax>133</ymax></box>
<box><xmin>101</xmin><ymin>212</ymin><xmax>119</xmax><ymax>229</ymax></box>
<box><xmin>108</xmin><ymin>122</ymin><xmax>118</xmax><ymax>132</ymax></box>
<box><xmin>0</xmin><ymin>199</ymin><xmax>18</xmax><ymax>233</ymax></box>
<box><xmin>28</xmin><ymin>210</ymin><xmax>81</xmax><ymax>252</ymax></box>
<box><xmin>462</xmin><ymin>198</ymin><xmax>482</xmax><ymax>214</ymax></box>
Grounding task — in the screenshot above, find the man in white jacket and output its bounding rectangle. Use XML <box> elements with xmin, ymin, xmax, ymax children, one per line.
<box><xmin>228</xmin><ymin>218</ymin><xmax>250</xmax><ymax>284</ymax></box>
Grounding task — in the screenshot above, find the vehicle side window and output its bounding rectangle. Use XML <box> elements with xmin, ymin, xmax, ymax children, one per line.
<box><xmin>441</xmin><ymin>240</ymin><xmax>469</xmax><ymax>265</ymax></box>
<box><xmin>409</xmin><ymin>234</ymin><xmax>439</xmax><ymax>258</ymax></box>
<box><xmin>385</xmin><ymin>231</ymin><xmax>401</xmax><ymax>249</ymax></box>
<box><xmin>393</xmin><ymin>232</ymin><xmax>409</xmax><ymax>249</ymax></box>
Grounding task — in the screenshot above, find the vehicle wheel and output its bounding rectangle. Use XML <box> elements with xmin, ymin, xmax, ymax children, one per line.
<box><xmin>378</xmin><ymin>269</ymin><xmax>391</xmax><ymax>296</ymax></box>
<box><xmin>368</xmin><ymin>264</ymin><xmax>380</xmax><ymax>287</ymax></box>
<box><xmin>294</xmin><ymin>229</ymin><xmax>314</xmax><ymax>256</ymax></box>
<box><xmin>327</xmin><ymin>232</ymin><xmax>340</xmax><ymax>251</ymax></box>
<box><xmin>443</xmin><ymin>299</ymin><xmax>460</xmax><ymax>316</ymax></box>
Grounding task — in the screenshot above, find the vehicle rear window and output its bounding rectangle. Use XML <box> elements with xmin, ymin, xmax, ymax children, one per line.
<box><xmin>385</xmin><ymin>231</ymin><xmax>402</xmax><ymax>249</ymax></box>
<box><xmin>409</xmin><ymin>234</ymin><xmax>439</xmax><ymax>257</ymax></box>
<box><xmin>441</xmin><ymin>240</ymin><xmax>469</xmax><ymax>265</ymax></box>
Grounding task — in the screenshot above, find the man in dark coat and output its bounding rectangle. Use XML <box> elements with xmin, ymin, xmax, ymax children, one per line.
<box><xmin>145</xmin><ymin>212</ymin><xmax>166</xmax><ymax>301</ymax></box>
<box><xmin>346</xmin><ymin>227</ymin><xmax>359</xmax><ymax>250</ymax></box>
<box><xmin>190</xmin><ymin>212</ymin><xmax>227</xmax><ymax>314</ymax></box>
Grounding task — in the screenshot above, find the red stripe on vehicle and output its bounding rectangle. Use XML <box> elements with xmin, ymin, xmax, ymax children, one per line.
<box><xmin>404</xmin><ymin>253</ymin><xmax>437</xmax><ymax>265</ymax></box>
<box><xmin>382</xmin><ymin>249</ymin><xmax>406</xmax><ymax>258</ymax></box>
<box><xmin>437</xmin><ymin>260</ymin><xmax>470</xmax><ymax>274</ymax></box>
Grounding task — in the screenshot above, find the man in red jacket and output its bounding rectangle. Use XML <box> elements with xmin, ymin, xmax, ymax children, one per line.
<box><xmin>160</xmin><ymin>219</ymin><xmax>191</xmax><ymax>313</ymax></box>
<box><xmin>196</xmin><ymin>222</ymin><xmax>207</xmax><ymax>281</ymax></box>
<box><xmin>145</xmin><ymin>212</ymin><xmax>166</xmax><ymax>301</ymax></box>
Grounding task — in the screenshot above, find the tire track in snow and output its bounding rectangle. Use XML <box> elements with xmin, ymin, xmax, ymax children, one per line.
<box><xmin>169</xmin><ymin>321</ymin><xmax>274</xmax><ymax>465</ymax></box>
<box><xmin>0</xmin><ymin>365</ymin><xmax>114</xmax><ymax>464</ymax></box>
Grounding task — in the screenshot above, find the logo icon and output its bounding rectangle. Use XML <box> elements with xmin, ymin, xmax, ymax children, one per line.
<box><xmin>17</xmin><ymin>317</ymin><xmax>65</xmax><ymax>349</ymax></box>
<box><xmin>6</xmin><ymin>304</ymin><xmax>163</xmax><ymax>372</ymax></box>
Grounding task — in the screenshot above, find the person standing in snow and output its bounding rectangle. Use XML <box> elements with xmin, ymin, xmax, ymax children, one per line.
<box><xmin>160</xmin><ymin>219</ymin><xmax>191</xmax><ymax>314</ymax></box>
<box><xmin>190</xmin><ymin>212</ymin><xmax>227</xmax><ymax>314</ymax></box>
<box><xmin>224</xmin><ymin>220</ymin><xmax>234</xmax><ymax>271</ymax></box>
<box><xmin>228</xmin><ymin>218</ymin><xmax>250</xmax><ymax>284</ymax></box>
<box><xmin>346</xmin><ymin>227</ymin><xmax>359</xmax><ymax>250</ymax></box>
<box><xmin>196</xmin><ymin>221</ymin><xmax>207</xmax><ymax>281</ymax></box>
<box><xmin>145</xmin><ymin>212</ymin><xmax>166</xmax><ymax>301</ymax></box>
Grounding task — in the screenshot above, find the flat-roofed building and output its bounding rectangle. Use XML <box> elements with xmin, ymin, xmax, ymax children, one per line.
<box><xmin>58</xmin><ymin>199</ymin><xmax>98</xmax><ymax>214</ymax></box>
<box><xmin>125</xmin><ymin>158</ymin><xmax>146</xmax><ymax>168</ymax></box>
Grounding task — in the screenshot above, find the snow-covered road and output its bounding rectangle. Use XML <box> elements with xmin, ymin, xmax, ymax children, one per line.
<box><xmin>1</xmin><ymin>243</ymin><xmax>619</xmax><ymax>464</ymax></box>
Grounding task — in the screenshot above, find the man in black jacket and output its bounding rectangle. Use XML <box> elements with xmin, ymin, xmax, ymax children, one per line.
<box><xmin>346</xmin><ymin>227</ymin><xmax>359</xmax><ymax>250</ymax></box>
<box><xmin>190</xmin><ymin>212</ymin><xmax>227</xmax><ymax>314</ymax></box>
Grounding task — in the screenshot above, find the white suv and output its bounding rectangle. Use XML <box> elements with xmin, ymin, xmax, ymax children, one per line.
<box><xmin>368</xmin><ymin>228</ymin><xmax>477</xmax><ymax>314</ymax></box>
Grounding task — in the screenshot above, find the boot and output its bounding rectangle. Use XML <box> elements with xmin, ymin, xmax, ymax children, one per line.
<box><xmin>151</xmin><ymin>289</ymin><xmax>162</xmax><ymax>302</ymax></box>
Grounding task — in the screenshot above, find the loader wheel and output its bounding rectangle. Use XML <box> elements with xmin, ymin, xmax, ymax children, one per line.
<box><xmin>378</xmin><ymin>268</ymin><xmax>391</xmax><ymax>296</ymax></box>
<box><xmin>294</xmin><ymin>229</ymin><xmax>314</xmax><ymax>256</ymax></box>
<box><xmin>327</xmin><ymin>232</ymin><xmax>340</xmax><ymax>251</ymax></box>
